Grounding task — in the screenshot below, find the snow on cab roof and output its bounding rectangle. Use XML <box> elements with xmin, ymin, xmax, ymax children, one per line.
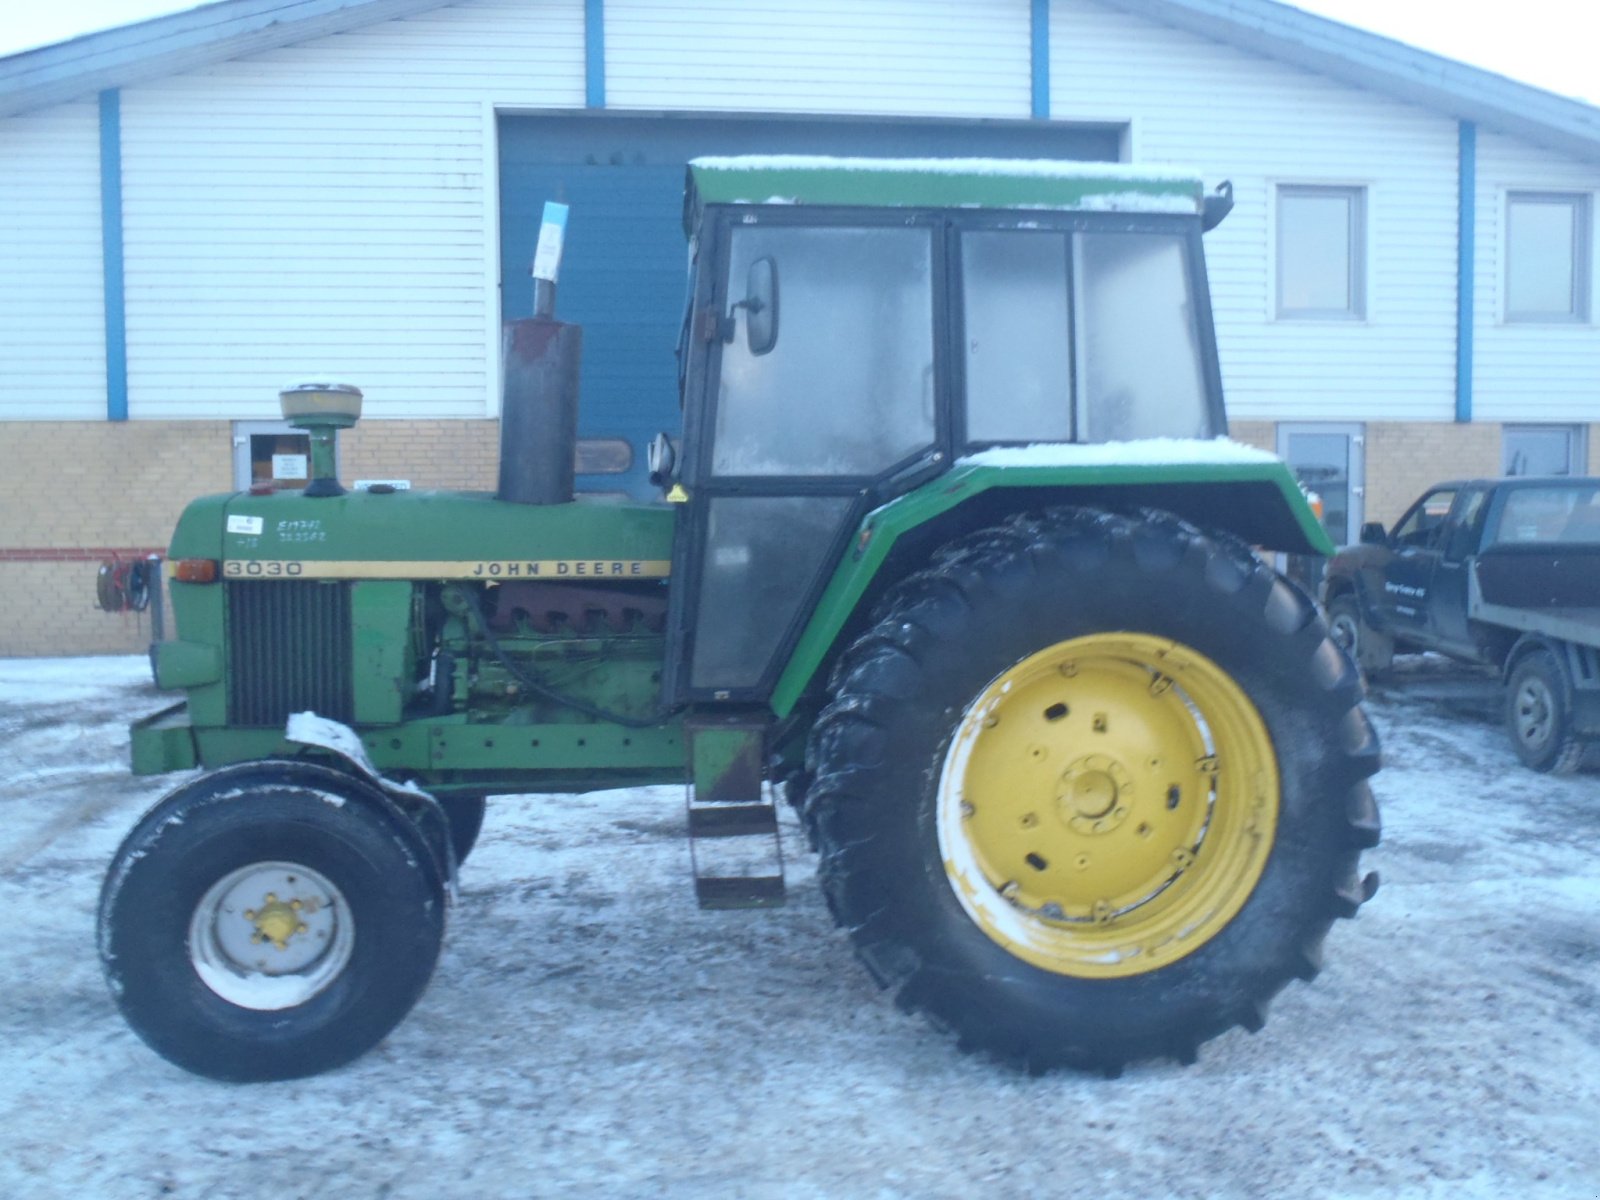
<box><xmin>685</xmin><ymin>155</ymin><xmax>1208</xmax><ymax>225</ymax></box>
<box><xmin>958</xmin><ymin>438</ymin><xmax>1281</xmax><ymax>470</ymax></box>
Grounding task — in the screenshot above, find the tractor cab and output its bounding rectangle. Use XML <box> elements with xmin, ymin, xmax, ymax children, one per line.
<box><xmin>658</xmin><ymin>157</ymin><xmax>1231</xmax><ymax>704</ymax></box>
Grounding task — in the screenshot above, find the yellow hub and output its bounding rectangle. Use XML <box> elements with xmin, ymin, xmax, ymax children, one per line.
<box><xmin>936</xmin><ymin>633</ymin><xmax>1279</xmax><ymax>978</ymax></box>
<box><xmin>244</xmin><ymin>892</ymin><xmax>311</xmax><ymax>952</ymax></box>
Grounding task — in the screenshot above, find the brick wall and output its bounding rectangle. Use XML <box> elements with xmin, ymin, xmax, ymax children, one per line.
<box><xmin>1226</xmin><ymin>420</ymin><xmax>1274</xmax><ymax>453</ymax></box>
<box><xmin>3</xmin><ymin>416</ymin><xmax>1592</xmax><ymax>655</ymax></box>
<box><xmin>0</xmin><ymin>422</ymin><xmax>233</xmax><ymax>656</ymax></box>
<box><xmin>343</xmin><ymin>419</ymin><xmax>500</xmax><ymax>490</ymax></box>
<box><xmin>1363</xmin><ymin>421</ymin><xmax>1502</xmax><ymax>527</ymax></box>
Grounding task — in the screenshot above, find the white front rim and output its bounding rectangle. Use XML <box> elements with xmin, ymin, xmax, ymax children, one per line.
<box><xmin>188</xmin><ymin>861</ymin><xmax>354</xmax><ymax>1010</ymax></box>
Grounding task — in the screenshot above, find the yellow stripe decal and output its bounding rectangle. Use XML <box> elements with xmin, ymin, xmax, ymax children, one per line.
<box><xmin>221</xmin><ymin>559</ymin><xmax>672</xmax><ymax>580</ymax></box>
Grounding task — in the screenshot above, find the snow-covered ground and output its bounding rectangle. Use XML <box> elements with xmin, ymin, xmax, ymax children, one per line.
<box><xmin>0</xmin><ymin>655</ymin><xmax>1596</xmax><ymax>1199</ymax></box>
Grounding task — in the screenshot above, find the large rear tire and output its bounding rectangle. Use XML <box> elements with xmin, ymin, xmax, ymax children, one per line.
<box><xmin>99</xmin><ymin>761</ymin><xmax>447</xmax><ymax>1081</ymax></box>
<box><xmin>803</xmin><ymin>508</ymin><xmax>1382</xmax><ymax>1074</ymax></box>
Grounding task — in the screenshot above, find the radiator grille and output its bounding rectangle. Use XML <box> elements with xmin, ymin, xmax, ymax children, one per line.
<box><xmin>227</xmin><ymin>581</ymin><xmax>353</xmax><ymax>726</ymax></box>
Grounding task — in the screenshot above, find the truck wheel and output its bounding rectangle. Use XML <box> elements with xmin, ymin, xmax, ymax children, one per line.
<box><xmin>1506</xmin><ymin>649</ymin><xmax>1584</xmax><ymax>775</ymax></box>
<box><xmin>1327</xmin><ymin>594</ymin><xmax>1393</xmax><ymax>677</ymax></box>
<box><xmin>99</xmin><ymin>762</ymin><xmax>446</xmax><ymax>1081</ymax></box>
<box><xmin>804</xmin><ymin>508</ymin><xmax>1381</xmax><ymax>1074</ymax></box>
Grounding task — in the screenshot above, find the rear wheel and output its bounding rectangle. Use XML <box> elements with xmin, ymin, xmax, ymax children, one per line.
<box><xmin>804</xmin><ymin>508</ymin><xmax>1381</xmax><ymax>1073</ymax></box>
<box><xmin>99</xmin><ymin>762</ymin><xmax>446</xmax><ymax>1081</ymax></box>
<box><xmin>1507</xmin><ymin>649</ymin><xmax>1584</xmax><ymax>775</ymax></box>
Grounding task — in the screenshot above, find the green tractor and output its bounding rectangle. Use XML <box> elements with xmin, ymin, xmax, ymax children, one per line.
<box><xmin>100</xmin><ymin>157</ymin><xmax>1380</xmax><ymax>1081</ymax></box>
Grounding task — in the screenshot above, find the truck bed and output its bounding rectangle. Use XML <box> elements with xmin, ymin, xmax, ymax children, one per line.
<box><xmin>1470</xmin><ymin>544</ymin><xmax>1600</xmax><ymax>650</ymax></box>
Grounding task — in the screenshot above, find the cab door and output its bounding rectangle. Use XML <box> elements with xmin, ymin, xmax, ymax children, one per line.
<box><xmin>1376</xmin><ymin>487</ymin><xmax>1457</xmax><ymax>645</ymax></box>
<box><xmin>663</xmin><ymin>211</ymin><xmax>944</xmax><ymax>704</ymax></box>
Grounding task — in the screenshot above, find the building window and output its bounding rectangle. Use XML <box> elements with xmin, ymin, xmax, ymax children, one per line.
<box><xmin>1506</xmin><ymin>192</ymin><xmax>1590</xmax><ymax>322</ymax></box>
<box><xmin>1503</xmin><ymin>425</ymin><xmax>1586</xmax><ymax>476</ymax></box>
<box><xmin>1277</xmin><ymin>185</ymin><xmax>1366</xmax><ymax>319</ymax></box>
<box><xmin>232</xmin><ymin>420</ymin><xmax>312</xmax><ymax>491</ymax></box>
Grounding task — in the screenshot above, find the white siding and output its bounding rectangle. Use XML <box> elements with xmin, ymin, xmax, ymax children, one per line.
<box><xmin>1472</xmin><ymin>130</ymin><xmax>1600</xmax><ymax>424</ymax></box>
<box><xmin>0</xmin><ymin>101</ymin><xmax>106</xmax><ymax>421</ymax></box>
<box><xmin>605</xmin><ymin>0</ymin><xmax>1031</xmax><ymax>117</ymax></box>
<box><xmin>1052</xmin><ymin>0</ymin><xmax>1460</xmax><ymax>424</ymax></box>
<box><xmin>8</xmin><ymin>0</ymin><xmax>1600</xmax><ymax>431</ymax></box>
<box><xmin>121</xmin><ymin>0</ymin><xmax>584</xmax><ymax>421</ymax></box>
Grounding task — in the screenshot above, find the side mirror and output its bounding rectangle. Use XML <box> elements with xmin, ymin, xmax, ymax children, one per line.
<box><xmin>737</xmin><ymin>256</ymin><xmax>779</xmax><ymax>356</ymax></box>
<box><xmin>1359</xmin><ymin>522</ymin><xmax>1388</xmax><ymax>546</ymax></box>
<box><xmin>647</xmin><ymin>431</ymin><xmax>677</xmax><ymax>488</ymax></box>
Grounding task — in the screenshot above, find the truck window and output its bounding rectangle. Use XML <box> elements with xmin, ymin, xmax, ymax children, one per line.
<box><xmin>1491</xmin><ymin>484</ymin><xmax>1600</xmax><ymax>545</ymax></box>
<box><xmin>1442</xmin><ymin>488</ymin><xmax>1488</xmax><ymax>561</ymax></box>
<box><xmin>1392</xmin><ymin>489</ymin><xmax>1456</xmax><ymax>549</ymax></box>
<box><xmin>712</xmin><ymin>225</ymin><xmax>935</xmax><ymax>477</ymax></box>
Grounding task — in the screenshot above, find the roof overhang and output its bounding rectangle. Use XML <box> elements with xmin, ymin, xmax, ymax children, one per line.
<box><xmin>3</xmin><ymin>0</ymin><xmax>1599</xmax><ymax>169</ymax></box>
<box><xmin>0</xmin><ymin>0</ymin><xmax>453</xmax><ymax>118</ymax></box>
<box><xmin>1104</xmin><ymin>0</ymin><xmax>1600</xmax><ymax>163</ymax></box>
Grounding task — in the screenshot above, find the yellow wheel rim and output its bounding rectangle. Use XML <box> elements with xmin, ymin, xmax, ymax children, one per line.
<box><xmin>935</xmin><ymin>633</ymin><xmax>1279</xmax><ymax>979</ymax></box>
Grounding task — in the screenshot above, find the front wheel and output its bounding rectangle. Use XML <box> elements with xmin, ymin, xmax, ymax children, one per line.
<box><xmin>804</xmin><ymin>508</ymin><xmax>1382</xmax><ymax>1074</ymax></box>
<box><xmin>1506</xmin><ymin>649</ymin><xmax>1584</xmax><ymax>774</ymax></box>
<box><xmin>1327</xmin><ymin>593</ymin><xmax>1393</xmax><ymax>677</ymax></box>
<box><xmin>99</xmin><ymin>762</ymin><xmax>447</xmax><ymax>1081</ymax></box>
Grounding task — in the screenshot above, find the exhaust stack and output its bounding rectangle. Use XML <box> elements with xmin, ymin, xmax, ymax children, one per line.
<box><xmin>498</xmin><ymin>202</ymin><xmax>579</xmax><ymax>506</ymax></box>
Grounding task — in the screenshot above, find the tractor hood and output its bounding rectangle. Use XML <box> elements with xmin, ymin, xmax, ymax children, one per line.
<box><xmin>172</xmin><ymin>490</ymin><xmax>674</xmax><ymax>581</ymax></box>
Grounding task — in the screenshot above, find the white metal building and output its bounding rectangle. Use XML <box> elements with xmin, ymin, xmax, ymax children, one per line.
<box><xmin>3</xmin><ymin>0</ymin><xmax>1600</xmax><ymax>653</ymax></box>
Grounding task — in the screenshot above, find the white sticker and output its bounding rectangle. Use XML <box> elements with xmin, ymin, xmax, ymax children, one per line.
<box><xmin>227</xmin><ymin>515</ymin><xmax>264</xmax><ymax>536</ymax></box>
<box><xmin>532</xmin><ymin>202</ymin><xmax>569</xmax><ymax>282</ymax></box>
<box><xmin>272</xmin><ymin>453</ymin><xmax>308</xmax><ymax>480</ymax></box>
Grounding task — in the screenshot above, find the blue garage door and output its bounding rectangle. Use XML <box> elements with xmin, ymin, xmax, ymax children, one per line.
<box><xmin>497</xmin><ymin>114</ymin><xmax>1122</xmax><ymax>498</ymax></box>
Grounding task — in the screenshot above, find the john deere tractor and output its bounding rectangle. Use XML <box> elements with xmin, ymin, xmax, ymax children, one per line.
<box><xmin>100</xmin><ymin>157</ymin><xmax>1380</xmax><ymax>1081</ymax></box>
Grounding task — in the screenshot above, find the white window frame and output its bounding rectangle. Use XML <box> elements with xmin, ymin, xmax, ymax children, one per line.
<box><xmin>1275</xmin><ymin>184</ymin><xmax>1368</xmax><ymax>321</ymax></box>
<box><xmin>1502</xmin><ymin>424</ymin><xmax>1587</xmax><ymax>477</ymax></box>
<box><xmin>1504</xmin><ymin>191</ymin><xmax>1592</xmax><ymax>324</ymax></box>
<box><xmin>232</xmin><ymin>420</ymin><xmax>319</xmax><ymax>491</ymax></box>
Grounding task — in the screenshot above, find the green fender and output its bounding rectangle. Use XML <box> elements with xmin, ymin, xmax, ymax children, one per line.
<box><xmin>770</xmin><ymin>456</ymin><xmax>1331</xmax><ymax>718</ymax></box>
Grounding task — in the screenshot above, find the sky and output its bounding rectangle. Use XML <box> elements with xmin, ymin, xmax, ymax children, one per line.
<box><xmin>1</xmin><ymin>0</ymin><xmax>1597</xmax><ymax>105</ymax></box>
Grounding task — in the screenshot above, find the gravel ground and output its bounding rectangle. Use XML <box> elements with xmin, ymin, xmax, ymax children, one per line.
<box><xmin>1</xmin><ymin>655</ymin><xmax>1597</xmax><ymax>1199</ymax></box>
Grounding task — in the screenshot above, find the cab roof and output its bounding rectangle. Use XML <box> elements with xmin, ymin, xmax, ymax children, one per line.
<box><xmin>683</xmin><ymin>155</ymin><xmax>1208</xmax><ymax>234</ymax></box>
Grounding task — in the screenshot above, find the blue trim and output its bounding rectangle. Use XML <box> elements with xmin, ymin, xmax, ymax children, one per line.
<box><xmin>99</xmin><ymin>88</ymin><xmax>128</xmax><ymax>422</ymax></box>
<box><xmin>1456</xmin><ymin>120</ymin><xmax>1476</xmax><ymax>424</ymax></box>
<box><xmin>584</xmin><ymin>0</ymin><xmax>605</xmax><ymax>109</ymax></box>
<box><xmin>1030</xmin><ymin>0</ymin><xmax>1050</xmax><ymax>119</ymax></box>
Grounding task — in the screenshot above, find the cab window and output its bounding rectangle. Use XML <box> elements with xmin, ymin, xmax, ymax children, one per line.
<box><xmin>712</xmin><ymin>225</ymin><xmax>935</xmax><ymax>477</ymax></box>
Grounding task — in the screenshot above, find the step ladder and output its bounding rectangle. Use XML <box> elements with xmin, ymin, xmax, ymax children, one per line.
<box><xmin>685</xmin><ymin>713</ymin><xmax>785</xmax><ymax>909</ymax></box>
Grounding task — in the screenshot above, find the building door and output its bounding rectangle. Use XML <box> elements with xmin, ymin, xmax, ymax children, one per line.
<box><xmin>1277</xmin><ymin>423</ymin><xmax>1365</xmax><ymax>547</ymax></box>
<box><xmin>497</xmin><ymin>113</ymin><xmax>1124</xmax><ymax>499</ymax></box>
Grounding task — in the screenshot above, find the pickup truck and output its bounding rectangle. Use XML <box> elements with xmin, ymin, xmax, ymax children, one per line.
<box><xmin>1323</xmin><ymin>476</ymin><xmax>1600</xmax><ymax>773</ymax></box>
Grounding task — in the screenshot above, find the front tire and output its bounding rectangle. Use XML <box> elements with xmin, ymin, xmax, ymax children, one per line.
<box><xmin>1327</xmin><ymin>593</ymin><xmax>1393</xmax><ymax>677</ymax></box>
<box><xmin>804</xmin><ymin>508</ymin><xmax>1381</xmax><ymax>1073</ymax></box>
<box><xmin>99</xmin><ymin>762</ymin><xmax>447</xmax><ymax>1081</ymax></box>
<box><xmin>1507</xmin><ymin>649</ymin><xmax>1584</xmax><ymax>775</ymax></box>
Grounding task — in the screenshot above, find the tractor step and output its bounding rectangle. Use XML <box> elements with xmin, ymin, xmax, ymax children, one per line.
<box><xmin>687</xmin><ymin>802</ymin><xmax>778</xmax><ymax>838</ymax></box>
<box><xmin>685</xmin><ymin>713</ymin><xmax>785</xmax><ymax>910</ymax></box>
